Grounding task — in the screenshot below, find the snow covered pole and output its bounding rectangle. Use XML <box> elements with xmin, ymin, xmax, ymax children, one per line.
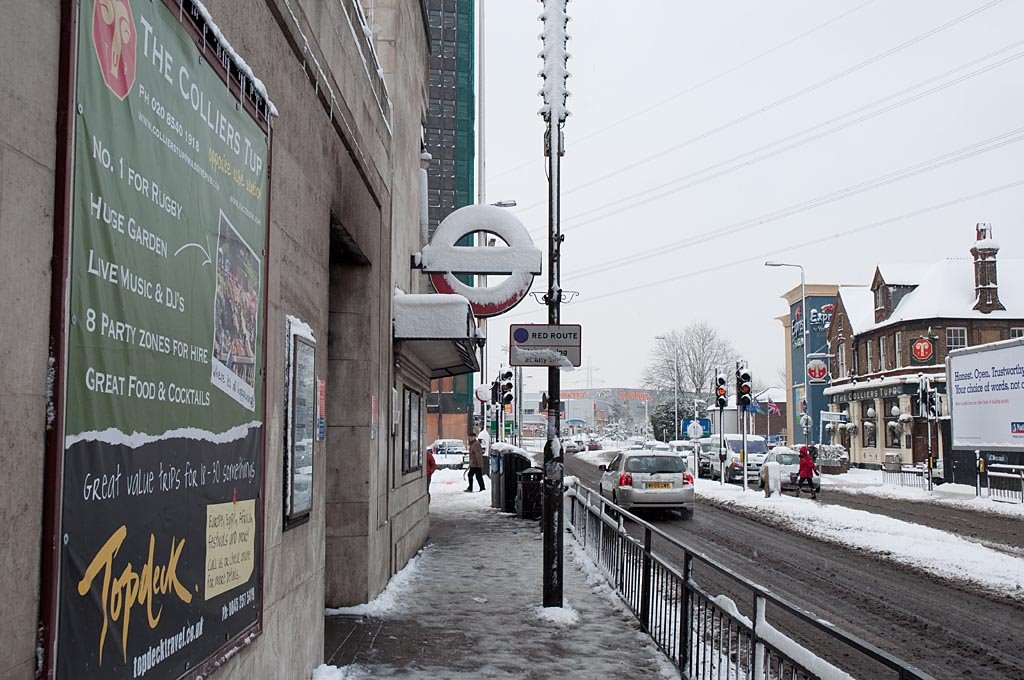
<box><xmin>539</xmin><ymin>0</ymin><xmax>570</xmax><ymax>609</ymax></box>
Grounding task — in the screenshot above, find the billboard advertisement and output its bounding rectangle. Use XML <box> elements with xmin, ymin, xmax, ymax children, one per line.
<box><xmin>51</xmin><ymin>1</ymin><xmax>271</xmax><ymax>677</ymax></box>
<box><xmin>948</xmin><ymin>339</ymin><xmax>1024</xmax><ymax>451</ymax></box>
<box><xmin>790</xmin><ymin>295</ymin><xmax>835</xmax><ymax>439</ymax></box>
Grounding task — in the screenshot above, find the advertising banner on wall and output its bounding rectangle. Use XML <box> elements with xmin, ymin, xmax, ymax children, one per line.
<box><xmin>948</xmin><ymin>340</ymin><xmax>1024</xmax><ymax>451</ymax></box>
<box><xmin>790</xmin><ymin>296</ymin><xmax>835</xmax><ymax>438</ymax></box>
<box><xmin>55</xmin><ymin>1</ymin><xmax>270</xmax><ymax>677</ymax></box>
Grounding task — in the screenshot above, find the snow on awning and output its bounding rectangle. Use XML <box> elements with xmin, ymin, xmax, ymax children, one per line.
<box><xmin>393</xmin><ymin>290</ymin><xmax>480</xmax><ymax>378</ymax></box>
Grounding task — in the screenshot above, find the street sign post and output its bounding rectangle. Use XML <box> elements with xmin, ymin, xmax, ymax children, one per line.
<box><xmin>509</xmin><ymin>324</ymin><xmax>582</xmax><ymax>367</ymax></box>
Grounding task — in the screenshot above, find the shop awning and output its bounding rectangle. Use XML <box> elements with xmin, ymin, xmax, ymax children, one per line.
<box><xmin>393</xmin><ymin>290</ymin><xmax>481</xmax><ymax>378</ymax></box>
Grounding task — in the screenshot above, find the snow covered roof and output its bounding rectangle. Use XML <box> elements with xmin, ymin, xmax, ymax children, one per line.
<box><xmin>756</xmin><ymin>387</ymin><xmax>786</xmax><ymax>403</ymax></box>
<box><xmin>393</xmin><ymin>290</ymin><xmax>475</xmax><ymax>340</ymax></box>
<box><xmin>865</xmin><ymin>257</ymin><xmax>1024</xmax><ymax>332</ymax></box>
<box><xmin>875</xmin><ymin>263</ymin><xmax>929</xmax><ymax>287</ymax></box>
<box><xmin>837</xmin><ymin>286</ymin><xmax>875</xmax><ymax>335</ymax></box>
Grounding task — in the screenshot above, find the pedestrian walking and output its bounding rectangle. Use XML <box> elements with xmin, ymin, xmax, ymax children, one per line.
<box><xmin>797</xmin><ymin>445</ymin><xmax>818</xmax><ymax>499</ymax></box>
<box><xmin>425</xmin><ymin>446</ymin><xmax>437</xmax><ymax>500</ymax></box>
<box><xmin>808</xmin><ymin>441</ymin><xmax>819</xmax><ymax>462</ymax></box>
<box><xmin>465</xmin><ymin>434</ymin><xmax>486</xmax><ymax>492</ymax></box>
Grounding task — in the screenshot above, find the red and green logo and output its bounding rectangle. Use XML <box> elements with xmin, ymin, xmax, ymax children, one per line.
<box><xmin>92</xmin><ymin>0</ymin><xmax>137</xmax><ymax>100</ymax></box>
<box><xmin>911</xmin><ymin>337</ymin><xmax>935</xmax><ymax>365</ymax></box>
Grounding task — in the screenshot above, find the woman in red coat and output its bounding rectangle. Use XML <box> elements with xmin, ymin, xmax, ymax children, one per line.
<box><xmin>797</xmin><ymin>446</ymin><xmax>818</xmax><ymax>499</ymax></box>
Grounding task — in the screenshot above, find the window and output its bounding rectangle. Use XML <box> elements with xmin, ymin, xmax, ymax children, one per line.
<box><xmin>883</xmin><ymin>397</ymin><xmax>901</xmax><ymax>448</ymax></box>
<box><xmin>895</xmin><ymin>331</ymin><xmax>903</xmax><ymax>368</ymax></box>
<box><xmin>1011</xmin><ymin>328</ymin><xmax>1024</xmax><ymax>339</ymax></box>
<box><xmin>946</xmin><ymin>327</ymin><xmax>968</xmax><ymax>352</ymax></box>
<box><xmin>874</xmin><ymin>286</ymin><xmax>885</xmax><ymax>310</ymax></box>
<box><xmin>837</xmin><ymin>343</ymin><xmax>847</xmax><ymax>378</ymax></box>
<box><xmin>402</xmin><ymin>388</ymin><xmax>423</xmax><ymax>473</ymax></box>
<box><xmin>861</xmin><ymin>399</ymin><xmax>877</xmax><ymax>448</ymax></box>
<box><xmin>866</xmin><ymin>341</ymin><xmax>874</xmax><ymax>374</ymax></box>
<box><xmin>285</xmin><ymin>336</ymin><xmax>316</xmax><ymax>526</ymax></box>
<box><xmin>879</xmin><ymin>336</ymin><xmax>887</xmax><ymax>371</ymax></box>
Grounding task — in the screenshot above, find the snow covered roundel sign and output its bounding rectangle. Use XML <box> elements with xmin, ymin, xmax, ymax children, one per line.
<box><xmin>418</xmin><ymin>204</ymin><xmax>543</xmax><ymax>317</ymax></box>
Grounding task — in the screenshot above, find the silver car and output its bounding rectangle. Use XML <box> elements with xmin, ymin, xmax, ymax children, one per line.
<box><xmin>598</xmin><ymin>452</ymin><xmax>695</xmax><ymax>518</ymax></box>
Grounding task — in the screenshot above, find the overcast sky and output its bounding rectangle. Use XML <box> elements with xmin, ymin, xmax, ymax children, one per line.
<box><xmin>476</xmin><ymin>0</ymin><xmax>1024</xmax><ymax>394</ymax></box>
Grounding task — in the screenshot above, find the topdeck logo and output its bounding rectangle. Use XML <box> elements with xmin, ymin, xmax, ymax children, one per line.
<box><xmin>1011</xmin><ymin>422</ymin><xmax>1024</xmax><ymax>436</ymax></box>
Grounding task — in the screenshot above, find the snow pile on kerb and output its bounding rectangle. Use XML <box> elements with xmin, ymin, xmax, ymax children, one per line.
<box><xmin>324</xmin><ymin>550</ymin><xmax>425</xmax><ymax>617</ymax></box>
<box><xmin>534</xmin><ymin>603</ymin><xmax>579</xmax><ymax>627</ymax></box>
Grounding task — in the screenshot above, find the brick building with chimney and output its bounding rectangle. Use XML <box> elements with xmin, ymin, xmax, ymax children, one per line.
<box><xmin>824</xmin><ymin>225</ymin><xmax>1024</xmax><ymax>468</ymax></box>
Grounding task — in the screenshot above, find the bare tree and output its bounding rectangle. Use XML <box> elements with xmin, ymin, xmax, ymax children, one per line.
<box><xmin>642</xmin><ymin>322</ymin><xmax>737</xmax><ymax>398</ymax></box>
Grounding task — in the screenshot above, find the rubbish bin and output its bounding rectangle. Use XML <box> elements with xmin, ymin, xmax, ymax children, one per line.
<box><xmin>517</xmin><ymin>467</ymin><xmax>543</xmax><ymax>520</ymax></box>
<box><xmin>489</xmin><ymin>452</ymin><xmax>502</xmax><ymax>509</ymax></box>
<box><xmin>501</xmin><ymin>452</ymin><xmax>531</xmax><ymax>513</ymax></box>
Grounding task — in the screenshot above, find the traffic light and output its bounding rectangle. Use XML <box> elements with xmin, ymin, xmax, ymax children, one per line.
<box><xmin>715</xmin><ymin>374</ymin><xmax>728</xmax><ymax>408</ymax></box>
<box><xmin>490</xmin><ymin>380</ymin><xmax>500</xmax><ymax>405</ymax></box>
<box><xmin>737</xmin><ymin>368</ymin><xmax>752</xmax><ymax>409</ymax></box>
<box><xmin>499</xmin><ymin>370</ymin><xmax>514</xmax><ymax>406</ymax></box>
<box><xmin>927</xmin><ymin>388</ymin><xmax>939</xmax><ymax>417</ymax></box>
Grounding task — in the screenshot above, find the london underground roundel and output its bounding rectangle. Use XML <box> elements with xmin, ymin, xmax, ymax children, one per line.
<box><xmin>419</xmin><ymin>205</ymin><xmax>543</xmax><ymax>318</ymax></box>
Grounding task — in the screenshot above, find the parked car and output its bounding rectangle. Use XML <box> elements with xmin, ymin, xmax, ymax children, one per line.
<box><xmin>651</xmin><ymin>442</ymin><xmax>672</xmax><ymax>452</ymax></box>
<box><xmin>562</xmin><ymin>439</ymin><xmax>582</xmax><ymax>454</ymax></box>
<box><xmin>760</xmin><ymin>446</ymin><xmax>821</xmax><ymax>492</ymax></box>
<box><xmin>704</xmin><ymin>434</ymin><xmax>769</xmax><ymax>483</ymax></box>
<box><xmin>642</xmin><ymin>440</ymin><xmax>661</xmax><ymax>450</ymax></box>
<box><xmin>586</xmin><ymin>439</ymin><xmax>601</xmax><ymax>451</ymax></box>
<box><xmin>598</xmin><ymin>452</ymin><xmax>695</xmax><ymax>518</ymax></box>
<box><xmin>430</xmin><ymin>438</ymin><xmax>468</xmax><ymax>469</ymax></box>
<box><xmin>695</xmin><ymin>438</ymin><xmax>720</xmax><ymax>478</ymax></box>
<box><xmin>667</xmin><ymin>440</ymin><xmax>692</xmax><ymax>455</ymax></box>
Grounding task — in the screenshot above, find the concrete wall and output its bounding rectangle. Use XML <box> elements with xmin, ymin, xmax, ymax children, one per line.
<box><xmin>0</xmin><ymin>2</ymin><xmax>59</xmax><ymax>677</ymax></box>
<box><xmin>0</xmin><ymin>0</ymin><xmax>430</xmax><ymax>678</ymax></box>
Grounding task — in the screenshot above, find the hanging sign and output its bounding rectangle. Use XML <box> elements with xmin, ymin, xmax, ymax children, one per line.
<box><xmin>52</xmin><ymin>1</ymin><xmax>270</xmax><ymax>677</ymax></box>
<box><xmin>417</xmin><ymin>204</ymin><xmax>542</xmax><ymax>317</ymax></box>
<box><xmin>911</xmin><ymin>336</ymin><xmax>936</xmax><ymax>365</ymax></box>
<box><xmin>807</xmin><ymin>359</ymin><xmax>829</xmax><ymax>383</ymax></box>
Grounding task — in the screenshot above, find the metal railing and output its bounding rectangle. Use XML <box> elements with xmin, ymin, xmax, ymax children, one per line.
<box><xmin>882</xmin><ymin>466</ymin><xmax>929</xmax><ymax>490</ymax></box>
<box><xmin>567</xmin><ymin>481</ymin><xmax>935</xmax><ymax>680</ymax></box>
<box><xmin>986</xmin><ymin>464</ymin><xmax>1024</xmax><ymax>504</ymax></box>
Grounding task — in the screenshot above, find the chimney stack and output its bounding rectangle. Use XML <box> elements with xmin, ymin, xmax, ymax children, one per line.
<box><xmin>971</xmin><ymin>223</ymin><xmax>1005</xmax><ymax>313</ymax></box>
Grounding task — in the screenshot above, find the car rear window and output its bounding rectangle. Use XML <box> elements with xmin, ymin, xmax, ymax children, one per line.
<box><xmin>727</xmin><ymin>440</ymin><xmax>768</xmax><ymax>454</ymax></box>
<box><xmin>625</xmin><ymin>456</ymin><xmax>685</xmax><ymax>473</ymax></box>
<box><xmin>775</xmin><ymin>453</ymin><xmax>799</xmax><ymax>465</ymax></box>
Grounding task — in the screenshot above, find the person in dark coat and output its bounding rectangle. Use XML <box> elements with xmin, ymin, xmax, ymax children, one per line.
<box><xmin>797</xmin><ymin>445</ymin><xmax>818</xmax><ymax>499</ymax></box>
<box><xmin>425</xmin><ymin>447</ymin><xmax>437</xmax><ymax>500</ymax></box>
<box><xmin>465</xmin><ymin>434</ymin><xmax>486</xmax><ymax>492</ymax></box>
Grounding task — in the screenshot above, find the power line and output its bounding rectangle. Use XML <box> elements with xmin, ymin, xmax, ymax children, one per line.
<box><xmin>488</xmin><ymin>0</ymin><xmax>878</xmax><ymax>182</ymax></box>
<box><xmin>566</xmin><ymin>124</ymin><xmax>1024</xmax><ymax>279</ymax></box>
<box><xmin>572</xmin><ymin>178</ymin><xmax>1024</xmax><ymax>305</ymax></box>
<box><xmin>516</xmin><ymin>0</ymin><xmax>1005</xmax><ymax>215</ymax></box>
<box><xmin>528</xmin><ymin>42</ymin><xmax>1024</xmax><ymax>237</ymax></box>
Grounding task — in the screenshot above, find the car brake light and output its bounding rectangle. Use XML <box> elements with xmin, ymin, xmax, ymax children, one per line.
<box><xmin>619</xmin><ymin>472</ymin><xmax>633</xmax><ymax>487</ymax></box>
<box><xmin>731</xmin><ymin>459</ymin><xmax>742</xmax><ymax>468</ymax></box>
<box><xmin>682</xmin><ymin>472</ymin><xmax>694</xmax><ymax>485</ymax></box>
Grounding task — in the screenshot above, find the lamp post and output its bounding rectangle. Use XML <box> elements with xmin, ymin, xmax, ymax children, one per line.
<box><xmin>655</xmin><ymin>335</ymin><xmax>679</xmax><ymax>440</ymax></box>
<box><xmin>765</xmin><ymin>261</ymin><xmax>809</xmax><ymax>443</ymax></box>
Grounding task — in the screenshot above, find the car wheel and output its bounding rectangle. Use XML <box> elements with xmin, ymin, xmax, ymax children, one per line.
<box><xmin>680</xmin><ymin>508</ymin><xmax>693</xmax><ymax>520</ymax></box>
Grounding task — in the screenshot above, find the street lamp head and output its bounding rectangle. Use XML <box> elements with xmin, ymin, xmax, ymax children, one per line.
<box><xmin>764</xmin><ymin>260</ymin><xmax>783</xmax><ymax>267</ymax></box>
<box><xmin>490</xmin><ymin>200</ymin><xmax>517</xmax><ymax>208</ymax></box>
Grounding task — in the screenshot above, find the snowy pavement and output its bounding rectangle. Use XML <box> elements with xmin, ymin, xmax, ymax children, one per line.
<box><xmin>822</xmin><ymin>468</ymin><xmax>1024</xmax><ymax>518</ymax></box>
<box><xmin>314</xmin><ymin>469</ymin><xmax>680</xmax><ymax>680</ymax></box>
<box><xmin>695</xmin><ymin>479</ymin><xmax>1024</xmax><ymax>600</ymax></box>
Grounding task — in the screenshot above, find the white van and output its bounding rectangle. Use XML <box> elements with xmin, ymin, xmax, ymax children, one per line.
<box><xmin>701</xmin><ymin>434</ymin><xmax>769</xmax><ymax>483</ymax></box>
